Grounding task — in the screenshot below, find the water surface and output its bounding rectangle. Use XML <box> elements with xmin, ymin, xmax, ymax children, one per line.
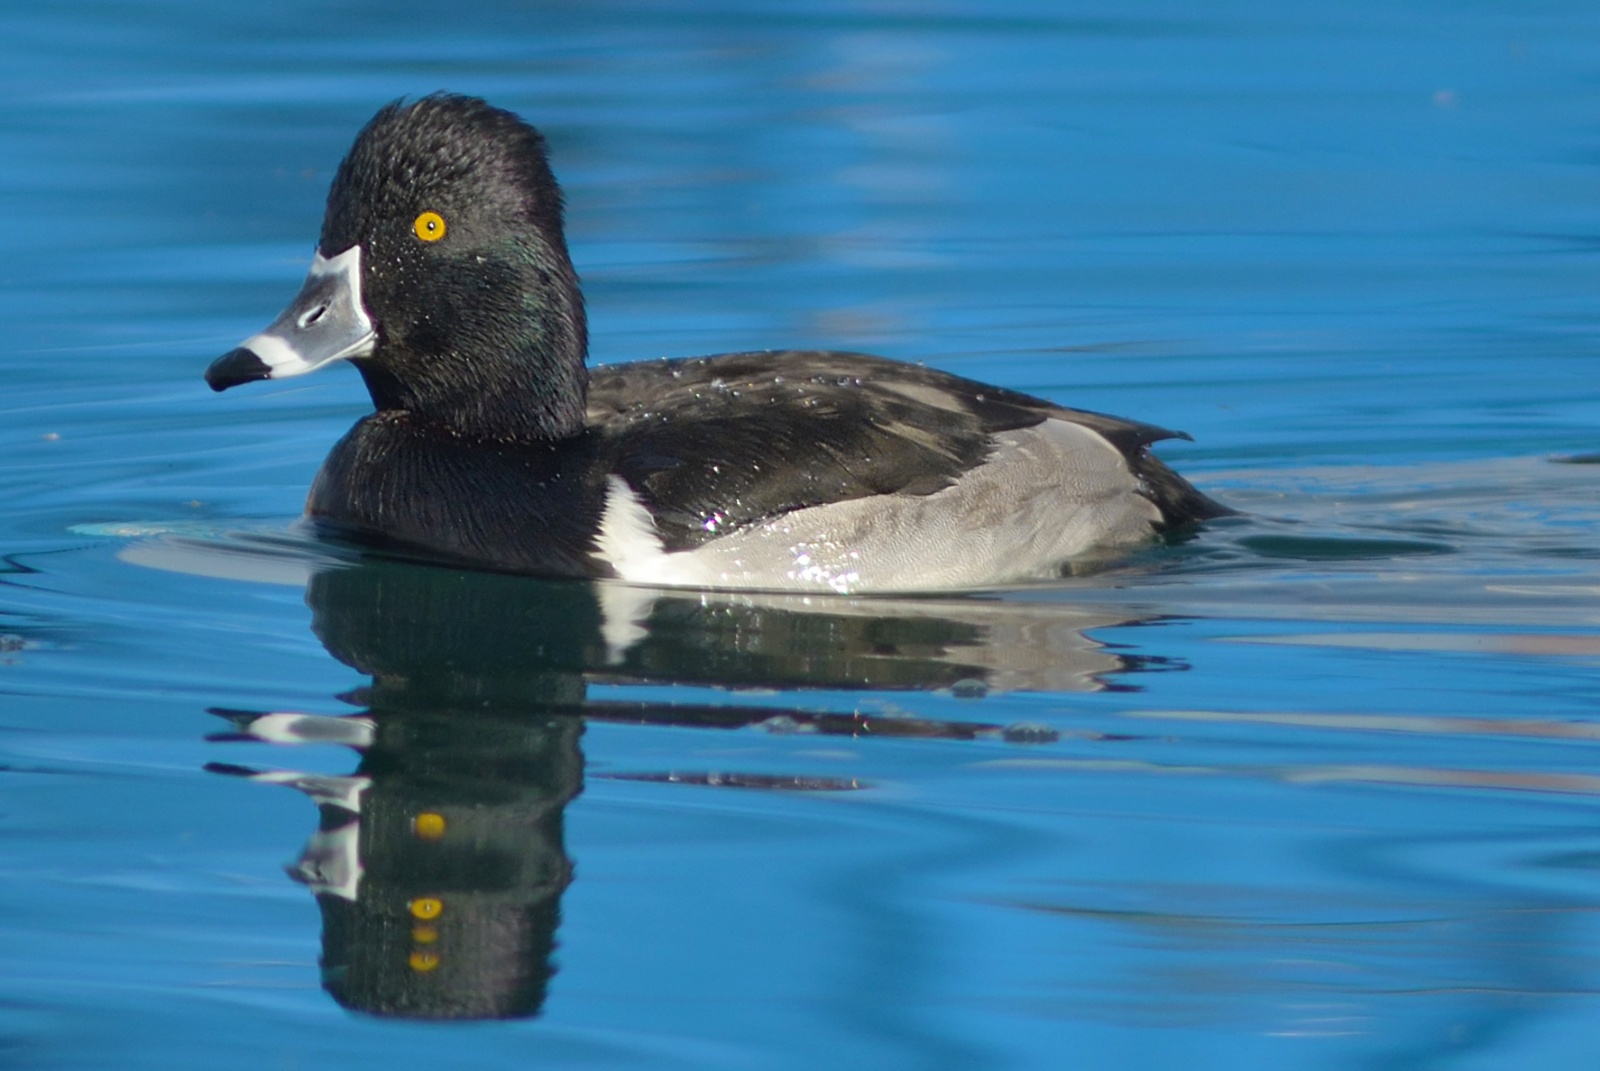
<box><xmin>3</xmin><ymin>2</ymin><xmax>1600</xmax><ymax>1068</ymax></box>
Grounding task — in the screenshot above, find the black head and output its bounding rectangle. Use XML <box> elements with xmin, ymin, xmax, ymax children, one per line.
<box><xmin>209</xmin><ymin>95</ymin><xmax>589</xmax><ymax>441</ymax></box>
<box><xmin>331</xmin><ymin>95</ymin><xmax>588</xmax><ymax>438</ymax></box>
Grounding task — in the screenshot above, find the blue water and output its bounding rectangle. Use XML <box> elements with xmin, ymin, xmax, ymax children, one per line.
<box><xmin>4</xmin><ymin>2</ymin><xmax>1600</xmax><ymax>1067</ymax></box>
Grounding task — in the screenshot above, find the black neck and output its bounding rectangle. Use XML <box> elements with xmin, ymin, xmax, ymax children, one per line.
<box><xmin>355</xmin><ymin>339</ymin><xmax>589</xmax><ymax>443</ymax></box>
<box><xmin>357</xmin><ymin>252</ymin><xmax>590</xmax><ymax>442</ymax></box>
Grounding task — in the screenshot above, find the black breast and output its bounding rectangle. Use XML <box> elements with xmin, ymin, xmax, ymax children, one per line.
<box><xmin>306</xmin><ymin>412</ymin><xmax>611</xmax><ymax>576</ymax></box>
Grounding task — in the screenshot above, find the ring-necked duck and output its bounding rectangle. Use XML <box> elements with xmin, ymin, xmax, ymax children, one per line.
<box><xmin>206</xmin><ymin>94</ymin><xmax>1228</xmax><ymax>593</ymax></box>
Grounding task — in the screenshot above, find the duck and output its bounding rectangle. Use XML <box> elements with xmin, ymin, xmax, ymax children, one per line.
<box><xmin>205</xmin><ymin>94</ymin><xmax>1228</xmax><ymax>593</ymax></box>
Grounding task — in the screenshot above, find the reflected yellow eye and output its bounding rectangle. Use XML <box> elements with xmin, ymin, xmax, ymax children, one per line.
<box><xmin>413</xmin><ymin>211</ymin><xmax>447</xmax><ymax>241</ymax></box>
<box><xmin>409</xmin><ymin>950</ymin><xmax>441</xmax><ymax>973</ymax></box>
<box><xmin>413</xmin><ymin>812</ymin><xmax>446</xmax><ymax>841</ymax></box>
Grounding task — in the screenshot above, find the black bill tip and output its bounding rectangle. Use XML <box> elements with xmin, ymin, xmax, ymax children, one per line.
<box><xmin>205</xmin><ymin>348</ymin><xmax>272</xmax><ymax>392</ymax></box>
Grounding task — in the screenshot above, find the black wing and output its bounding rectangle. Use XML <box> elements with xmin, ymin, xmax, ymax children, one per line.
<box><xmin>587</xmin><ymin>350</ymin><xmax>1224</xmax><ymax>552</ymax></box>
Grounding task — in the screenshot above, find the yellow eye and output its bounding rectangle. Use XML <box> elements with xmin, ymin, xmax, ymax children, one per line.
<box><xmin>413</xmin><ymin>211</ymin><xmax>447</xmax><ymax>241</ymax></box>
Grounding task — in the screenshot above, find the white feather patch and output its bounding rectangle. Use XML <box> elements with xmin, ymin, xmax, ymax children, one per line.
<box><xmin>594</xmin><ymin>475</ymin><xmax>718</xmax><ymax>587</ymax></box>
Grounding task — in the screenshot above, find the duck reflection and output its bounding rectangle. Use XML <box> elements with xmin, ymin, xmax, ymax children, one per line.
<box><xmin>208</xmin><ymin>565</ymin><xmax>601</xmax><ymax>1019</ymax></box>
<box><xmin>203</xmin><ymin>555</ymin><xmax>1157</xmax><ymax>1019</ymax></box>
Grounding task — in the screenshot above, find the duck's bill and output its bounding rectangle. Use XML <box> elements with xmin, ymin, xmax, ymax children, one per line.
<box><xmin>206</xmin><ymin>246</ymin><xmax>376</xmax><ymax>392</ymax></box>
